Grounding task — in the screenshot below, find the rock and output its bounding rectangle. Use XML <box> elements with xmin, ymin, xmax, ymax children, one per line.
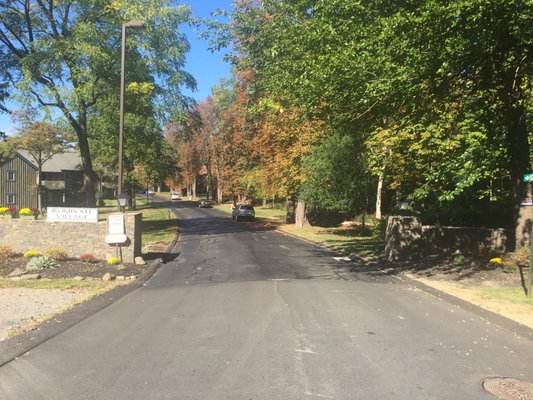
<box><xmin>73</xmin><ymin>276</ymin><xmax>85</xmax><ymax>281</ymax></box>
<box><xmin>10</xmin><ymin>277</ymin><xmax>21</xmax><ymax>281</ymax></box>
<box><xmin>116</xmin><ymin>275</ymin><xmax>125</xmax><ymax>281</ymax></box>
<box><xmin>134</xmin><ymin>256</ymin><xmax>147</xmax><ymax>265</ymax></box>
<box><xmin>102</xmin><ymin>273</ymin><xmax>116</xmax><ymax>281</ymax></box>
<box><xmin>128</xmin><ymin>275</ymin><xmax>137</xmax><ymax>280</ymax></box>
<box><xmin>7</xmin><ymin>268</ymin><xmax>26</xmax><ymax>278</ymax></box>
<box><xmin>20</xmin><ymin>274</ymin><xmax>41</xmax><ymax>280</ymax></box>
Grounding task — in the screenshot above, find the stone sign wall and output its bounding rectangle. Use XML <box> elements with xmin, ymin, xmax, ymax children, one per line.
<box><xmin>385</xmin><ymin>216</ymin><xmax>513</xmax><ymax>261</ymax></box>
<box><xmin>0</xmin><ymin>213</ymin><xmax>142</xmax><ymax>263</ymax></box>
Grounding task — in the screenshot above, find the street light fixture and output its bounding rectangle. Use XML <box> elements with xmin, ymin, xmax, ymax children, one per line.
<box><xmin>118</xmin><ymin>19</ymin><xmax>145</xmax><ymax>211</ymax></box>
<box><xmin>117</xmin><ymin>192</ymin><xmax>129</xmax><ymax>213</ymax></box>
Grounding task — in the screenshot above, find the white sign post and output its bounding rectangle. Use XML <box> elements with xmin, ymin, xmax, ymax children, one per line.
<box><xmin>105</xmin><ymin>213</ymin><xmax>129</xmax><ymax>262</ymax></box>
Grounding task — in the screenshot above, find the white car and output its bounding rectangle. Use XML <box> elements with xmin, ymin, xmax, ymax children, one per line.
<box><xmin>170</xmin><ymin>192</ymin><xmax>181</xmax><ymax>201</ymax></box>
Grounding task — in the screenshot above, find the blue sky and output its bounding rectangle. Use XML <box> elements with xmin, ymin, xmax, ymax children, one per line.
<box><xmin>0</xmin><ymin>0</ymin><xmax>233</xmax><ymax>135</ymax></box>
<box><xmin>182</xmin><ymin>1</ymin><xmax>233</xmax><ymax>100</ymax></box>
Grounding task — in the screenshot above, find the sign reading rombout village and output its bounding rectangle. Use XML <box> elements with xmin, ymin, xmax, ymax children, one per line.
<box><xmin>46</xmin><ymin>207</ymin><xmax>99</xmax><ymax>223</ymax></box>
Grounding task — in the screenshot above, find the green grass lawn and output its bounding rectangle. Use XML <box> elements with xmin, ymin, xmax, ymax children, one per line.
<box><xmin>0</xmin><ymin>277</ymin><xmax>122</xmax><ymax>294</ymax></box>
<box><xmin>279</xmin><ymin>225</ymin><xmax>384</xmax><ymax>259</ymax></box>
<box><xmin>98</xmin><ymin>196</ymin><xmax>178</xmax><ymax>245</ymax></box>
<box><xmin>480</xmin><ymin>287</ymin><xmax>533</xmax><ymax>305</ymax></box>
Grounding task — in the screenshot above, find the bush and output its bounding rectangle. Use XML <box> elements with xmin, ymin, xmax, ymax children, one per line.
<box><xmin>43</xmin><ymin>248</ymin><xmax>69</xmax><ymax>261</ymax></box>
<box><xmin>0</xmin><ymin>244</ymin><xmax>14</xmax><ymax>260</ymax></box>
<box><xmin>107</xmin><ymin>257</ymin><xmax>120</xmax><ymax>265</ymax></box>
<box><xmin>79</xmin><ymin>254</ymin><xmax>97</xmax><ymax>263</ymax></box>
<box><xmin>96</xmin><ymin>191</ymin><xmax>105</xmax><ymax>207</ymax></box>
<box><xmin>26</xmin><ymin>256</ymin><xmax>57</xmax><ymax>271</ymax></box>
<box><xmin>372</xmin><ymin>218</ymin><xmax>388</xmax><ymax>239</ymax></box>
<box><xmin>23</xmin><ymin>250</ymin><xmax>41</xmax><ymax>258</ymax></box>
<box><xmin>19</xmin><ymin>207</ymin><xmax>40</xmax><ymax>216</ymax></box>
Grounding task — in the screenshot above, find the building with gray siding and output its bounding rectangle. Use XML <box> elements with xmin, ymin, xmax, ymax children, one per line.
<box><xmin>0</xmin><ymin>150</ymin><xmax>84</xmax><ymax>209</ymax></box>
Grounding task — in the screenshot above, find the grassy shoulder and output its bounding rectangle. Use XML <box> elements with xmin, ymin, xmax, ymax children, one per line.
<box><xmin>0</xmin><ymin>277</ymin><xmax>125</xmax><ymax>294</ymax></box>
<box><xmin>0</xmin><ymin>277</ymin><xmax>121</xmax><ymax>290</ymax></box>
<box><xmin>412</xmin><ymin>276</ymin><xmax>533</xmax><ymax>329</ymax></box>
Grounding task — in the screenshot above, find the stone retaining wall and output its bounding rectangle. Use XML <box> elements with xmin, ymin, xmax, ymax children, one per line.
<box><xmin>0</xmin><ymin>213</ymin><xmax>142</xmax><ymax>263</ymax></box>
<box><xmin>385</xmin><ymin>216</ymin><xmax>513</xmax><ymax>261</ymax></box>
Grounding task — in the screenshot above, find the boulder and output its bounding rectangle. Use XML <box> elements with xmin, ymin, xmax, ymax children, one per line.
<box><xmin>7</xmin><ymin>268</ymin><xmax>26</xmax><ymax>278</ymax></box>
<box><xmin>102</xmin><ymin>273</ymin><xmax>116</xmax><ymax>281</ymax></box>
<box><xmin>134</xmin><ymin>256</ymin><xmax>147</xmax><ymax>265</ymax></box>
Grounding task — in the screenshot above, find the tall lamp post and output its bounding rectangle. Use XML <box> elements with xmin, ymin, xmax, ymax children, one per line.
<box><xmin>118</xmin><ymin>20</ymin><xmax>145</xmax><ymax>210</ymax></box>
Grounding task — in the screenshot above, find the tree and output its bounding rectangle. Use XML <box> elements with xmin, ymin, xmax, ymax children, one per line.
<box><xmin>13</xmin><ymin>117</ymin><xmax>71</xmax><ymax>210</ymax></box>
<box><xmin>300</xmin><ymin>132</ymin><xmax>372</xmax><ymax>220</ymax></box>
<box><xmin>384</xmin><ymin>0</ymin><xmax>533</xmax><ymax>231</ymax></box>
<box><xmin>0</xmin><ymin>1</ymin><xmax>194</xmax><ymax>206</ymax></box>
<box><xmin>230</xmin><ymin>1</ymin><xmax>530</xmax><ymax>224</ymax></box>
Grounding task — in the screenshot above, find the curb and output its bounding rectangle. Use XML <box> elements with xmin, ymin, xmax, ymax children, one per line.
<box><xmin>0</xmin><ymin>238</ymin><xmax>177</xmax><ymax>367</ymax></box>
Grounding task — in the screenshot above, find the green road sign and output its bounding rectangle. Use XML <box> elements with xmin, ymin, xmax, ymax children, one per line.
<box><xmin>524</xmin><ymin>173</ymin><xmax>533</xmax><ymax>183</ymax></box>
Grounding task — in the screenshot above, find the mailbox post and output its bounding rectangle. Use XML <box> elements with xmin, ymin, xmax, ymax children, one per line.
<box><xmin>105</xmin><ymin>213</ymin><xmax>128</xmax><ymax>262</ymax></box>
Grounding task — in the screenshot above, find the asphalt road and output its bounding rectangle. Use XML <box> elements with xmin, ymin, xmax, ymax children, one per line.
<box><xmin>1</xmin><ymin>200</ymin><xmax>533</xmax><ymax>399</ymax></box>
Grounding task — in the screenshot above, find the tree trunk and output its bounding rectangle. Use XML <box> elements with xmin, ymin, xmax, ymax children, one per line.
<box><xmin>502</xmin><ymin>84</ymin><xmax>531</xmax><ymax>248</ymax></box>
<box><xmin>286</xmin><ymin>196</ymin><xmax>296</xmax><ymax>224</ymax></box>
<box><xmin>75</xmin><ymin>105</ymin><xmax>96</xmax><ymax>207</ymax></box>
<box><xmin>295</xmin><ymin>200</ymin><xmax>311</xmax><ymax>228</ymax></box>
<box><xmin>375</xmin><ymin>169</ymin><xmax>384</xmax><ymax>219</ymax></box>
<box><xmin>215</xmin><ymin>161</ymin><xmax>223</xmax><ymax>203</ymax></box>
<box><xmin>192</xmin><ymin>175</ymin><xmax>197</xmax><ymax>199</ymax></box>
<box><xmin>37</xmin><ymin>167</ymin><xmax>43</xmax><ymax>211</ymax></box>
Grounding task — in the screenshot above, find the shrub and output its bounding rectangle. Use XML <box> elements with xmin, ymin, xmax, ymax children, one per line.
<box><xmin>26</xmin><ymin>256</ymin><xmax>57</xmax><ymax>271</ymax></box>
<box><xmin>489</xmin><ymin>257</ymin><xmax>504</xmax><ymax>266</ymax></box>
<box><xmin>0</xmin><ymin>244</ymin><xmax>14</xmax><ymax>260</ymax></box>
<box><xmin>503</xmin><ymin>265</ymin><xmax>517</xmax><ymax>274</ymax></box>
<box><xmin>453</xmin><ymin>254</ymin><xmax>465</xmax><ymax>265</ymax></box>
<box><xmin>43</xmin><ymin>248</ymin><xmax>69</xmax><ymax>261</ymax></box>
<box><xmin>19</xmin><ymin>207</ymin><xmax>40</xmax><ymax>216</ymax></box>
<box><xmin>0</xmin><ymin>207</ymin><xmax>17</xmax><ymax>216</ymax></box>
<box><xmin>107</xmin><ymin>257</ymin><xmax>120</xmax><ymax>265</ymax></box>
<box><xmin>79</xmin><ymin>254</ymin><xmax>97</xmax><ymax>263</ymax></box>
<box><xmin>23</xmin><ymin>250</ymin><xmax>41</xmax><ymax>258</ymax></box>
<box><xmin>372</xmin><ymin>218</ymin><xmax>388</xmax><ymax>239</ymax></box>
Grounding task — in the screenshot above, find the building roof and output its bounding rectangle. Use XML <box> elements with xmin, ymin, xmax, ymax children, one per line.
<box><xmin>16</xmin><ymin>150</ymin><xmax>83</xmax><ymax>172</ymax></box>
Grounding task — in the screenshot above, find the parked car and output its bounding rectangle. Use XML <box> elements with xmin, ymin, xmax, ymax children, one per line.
<box><xmin>232</xmin><ymin>204</ymin><xmax>255</xmax><ymax>221</ymax></box>
<box><xmin>170</xmin><ymin>192</ymin><xmax>181</xmax><ymax>201</ymax></box>
<box><xmin>198</xmin><ymin>199</ymin><xmax>213</xmax><ymax>208</ymax></box>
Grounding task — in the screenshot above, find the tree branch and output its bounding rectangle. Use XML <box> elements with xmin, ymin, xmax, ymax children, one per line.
<box><xmin>35</xmin><ymin>0</ymin><xmax>60</xmax><ymax>38</ymax></box>
<box><xmin>24</xmin><ymin>0</ymin><xmax>34</xmax><ymax>43</ymax></box>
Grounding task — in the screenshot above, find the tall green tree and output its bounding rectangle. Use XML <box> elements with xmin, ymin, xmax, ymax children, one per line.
<box><xmin>372</xmin><ymin>0</ymin><xmax>531</xmax><ymax>229</ymax></box>
<box><xmin>0</xmin><ymin>0</ymin><xmax>194</xmax><ymax>206</ymax></box>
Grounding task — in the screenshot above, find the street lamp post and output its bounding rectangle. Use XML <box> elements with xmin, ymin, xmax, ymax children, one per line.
<box><xmin>118</xmin><ymin>20</ymin><xmax>145</xmax><ymax>210</ymax></box>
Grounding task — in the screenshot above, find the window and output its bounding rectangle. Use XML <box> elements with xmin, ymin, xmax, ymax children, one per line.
<box><xmin>6</xmin><ymin>194</ymin><xmax>15</xmax><ymax>205</ymax></box>
<box><xmin>7</xmin><ymin>170</ymin><xmax>15</xmax><ymax>181</ymax></box>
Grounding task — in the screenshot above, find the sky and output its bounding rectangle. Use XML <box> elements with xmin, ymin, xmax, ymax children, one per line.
<box><xmin>0</xmin><ymin>0</ymin><xmax>233</xmax><ymax>135</ymax></box>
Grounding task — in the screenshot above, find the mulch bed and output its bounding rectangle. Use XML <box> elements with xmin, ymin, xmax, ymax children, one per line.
<box><xmin>0</xmin><ymin>240</ymin><xmax>173</xmax><ymax>281</ymax></box>
<box><xmin>0</xmin><ymin>255</ymin><xmax>148</xmax><ymax>280</ymax></box>
<box><xmin>395</xmin><ymin>255</ymin><xmax>526</xmax><ymax>288</ymax></box>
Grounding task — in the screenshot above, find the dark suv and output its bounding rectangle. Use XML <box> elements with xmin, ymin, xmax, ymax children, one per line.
<box><xmin>232</xmin><ymin>204</ymin><xmax>255</xmax><ymax>221</ymax></box>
